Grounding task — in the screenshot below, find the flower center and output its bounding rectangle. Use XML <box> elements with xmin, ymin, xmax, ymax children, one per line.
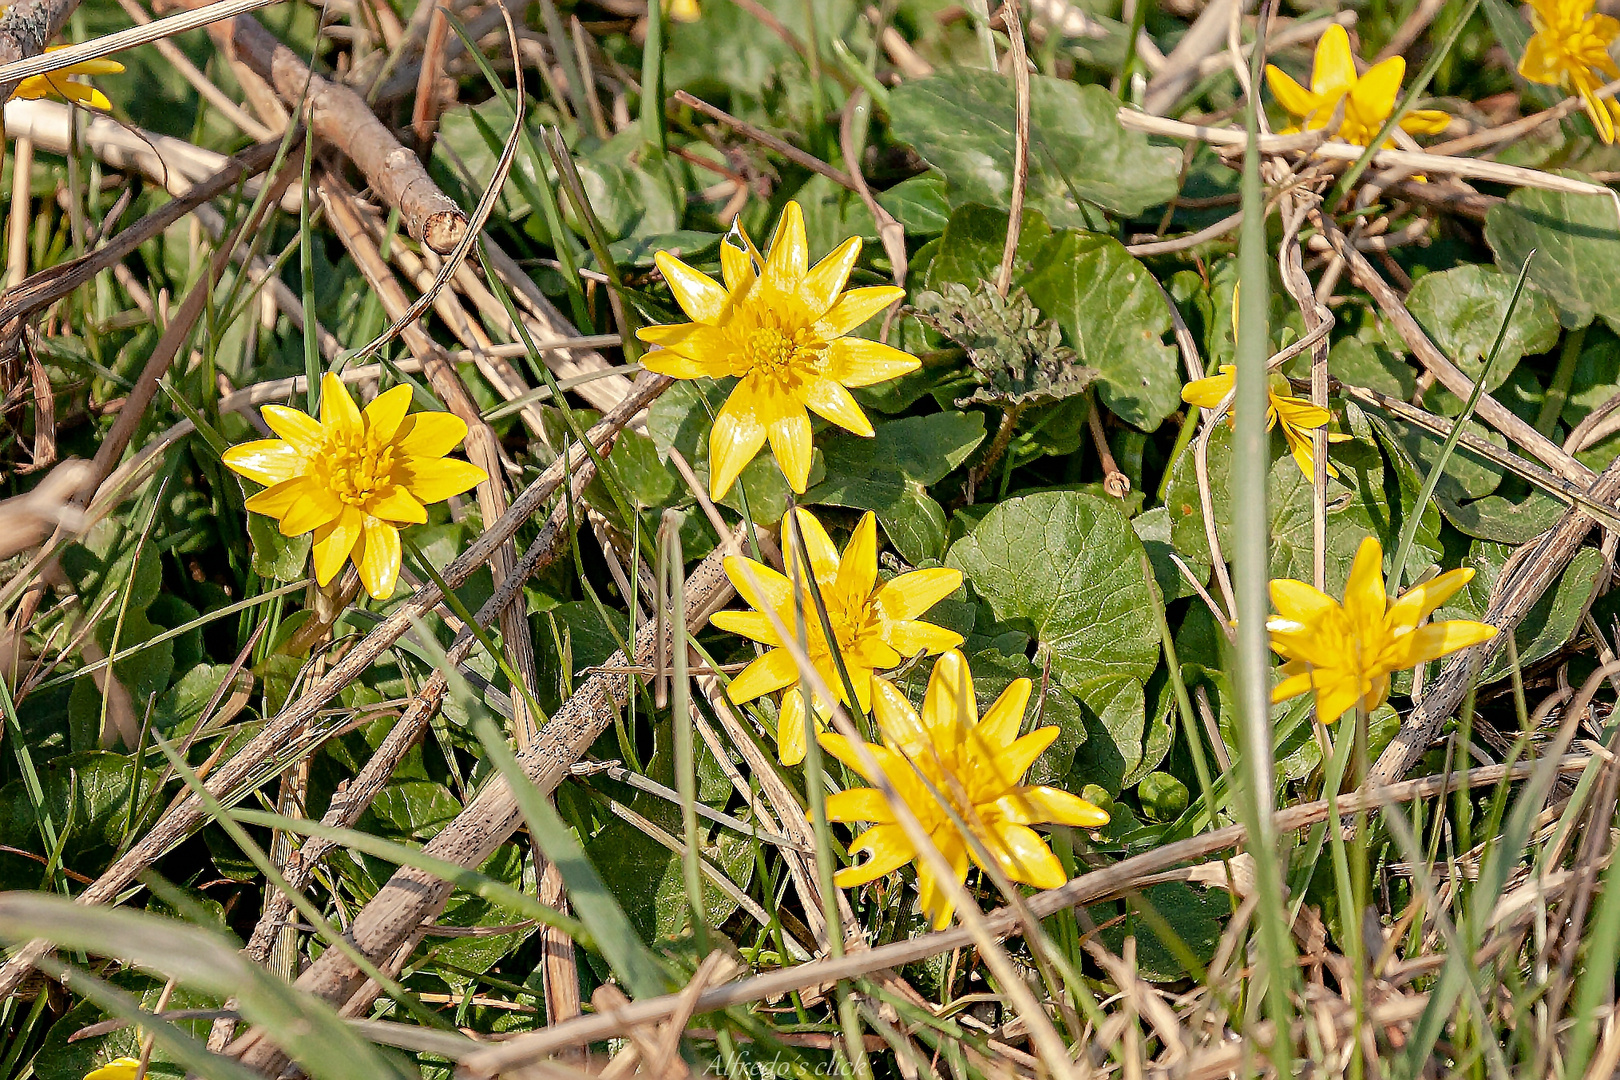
<box><xmin>325</xmin><ymin>437</ymin><xmax>396</xmax><ymax>508</ymax></box>
<box><xmin>742</xmin><ymin>322</ymin><xmax>825</xmax><ymax>382</ymax></box>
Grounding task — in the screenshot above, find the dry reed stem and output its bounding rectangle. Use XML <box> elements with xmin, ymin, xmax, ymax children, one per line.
<box><xmin>199</xmin><ymin>5</ymin><xmax>469</xmax><ymax>253</ymax></box>
<box><xmin>0</xmin><ymin>374</ymin><xmax>672</xmax><ymax>1001</ymax></box>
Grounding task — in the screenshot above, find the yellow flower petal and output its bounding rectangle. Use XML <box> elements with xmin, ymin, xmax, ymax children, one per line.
<box><xmin>311</xmin><ymin>507</ymin><xmax>364</xmax><ymax>586</ymax></box>
<box><xmin>1387</xmin><ymin>566</ymin><xmax>1475</xmax><ymax>628</ymax></box>
<box><xmin>988</xmin><ymin>822</ymin><xmax>1067</xmax><ymax>889</ymax></box>
<box><xmin>763</xmin><ymin>200</ymin><xmax>809</xmax><ymax>290</ymax></box>
<box><xmin>915</xmin><ymin>829</ymin><xmax>971</xmax><ymax>929</ymax></box>
<box><xmin>223</xmin><ymin>440</ymin><xmax>302</xmax><ymax>487</ymax></box>
<box><xmin>1341</xmin><ymin>536</ymin><xmax>1389</xmax><ymax>643</ymax></box>
<box><xmin>1519</xmin><ymin>29</ymin><xmax>1567</xmax><ymax>84</ymax></box>
<box><xmin>654</xmin><ymin>250</ymin><xmax>730</xmax><ymax>324</ymax></box>
<box><xmin>1181</xmin><ymin>367</ymin><xmax>1235</xmax><ymax>409</ymax></box>
<box><xmin>366</xmin><ymin>485</ymin><xmax>428</xmax><ymax>525</ymax></box>
<box><xmin>279</xmin><ymin>487</ymin><xmax>342</xmax><ymax>536</ymax></box>
<box><xmin>356</xmin><ymin>518</ymin><xmax>402</xmax><ymax>600</ymax></box>
<box><xmin>993</xmin><ymin>786</ymin><xmax>1109</xmax><ymax>828</ymax></box>
<box><xmin>801</xmin><ymin>377</ymin><xmax>874</xmax><ymax>435</ymax></box>
<box><xmin>721</xmin><ymin>555</ymin><xmax>795</xmax><ymax>616</ymax></box>
<box><xmin>826</xmin><ymin>787</ymin><xmax>895</xmax><ymax>824</ymax></box>
<box><xmin>260</xmin><ymin>404</ymin><xmax>326</xmax><ymax>453</ymax></box>
<box><xmin>767</xmin><ymin>402</ymin><xmax>814</xmax><ymax>493</ymax></box>
<box><xmin>835</xmin><ymin>824</ymin><xmax>915</xmax><ymax>886</ymax></box>
<box><xmin>319</xmin><ymin>372</ymin><xmax>363</xmax><ymax>438</ymax></box>
<box><xmin>728</xmin><ymin>647</ymin><xmax>800</xmax><ymax>702</ymax></box>
<box><xmin>708</xmin><ymin>386</ymin><xmax>768</xmax><ymax>499</ymax></box>
<box><xmin>1400</xmin><ymin>109</ymin><xmax>1452</xmax><ymax>137</ymax></box>
<box><xmin>1310</xmin><ymin>24</ymin><xmax>1358</xmax><ymax>99</ymax></box>
<box><xmin>1394</xmin><ymin>620</ymin><xmax>1497</xmax><ymax>667</ymax></box>
<box><xmin>244</xmin><ymin>476</ymin><xmax>311</xmax><ymax>518</ymax></box>
<box><xmin>1264</xmin><ymin>64</ymin><xmax>1321</xmax><ymax>119</ymax></box>
<box><xmin>817</xmin><ymin>286</ymin><xmax>906</xmax><ymax>338</ymax></box>
<box><xmin>708</xmin><ymin>609</ymin><xmax>782</xmax><ymax>646</ymax></box>
<box><xmin>976</xmin><ymin>678</ymin><xmax>1031</xmax><ymax>746</ymax></box>
<box><xmin>925</xmin><ymin>650</ymin><xmax>977</xmax><ymax>732</ymax></box>
<box><xmin>801</xmin><ymin>236</ymin><xmax>862</xmax><ymax>316</ymax></box>
<box><xmin>399</xmin><ymin>457</ymin><xmax>486</xmax><ymax>503</ymax></box>
<box><xmin>83</xmin><ymin>1057</ymin><xmax>143</xmax><ymax>1080</ymax></box>
<box><xmin>363</xmin><ymin>384</ymin><xmax>415</xmax><ymax>443</ymax></box>
<box><xmin>836</xmin><ymin>513</ymin><xmax>881</xmax><ymax>605</ymax></box>
<box><xmin>719</xmin><ymin>238</ymin><xmax>755</xmax><ymax>294</ymax></box>
<box><xmin>777</xmin><ymin>686</ymin><xmax>814</xmax><ymax>765</ymax></box>
<box><xmin>874</xmin><ymin>568</ymin><xmax>963</xmax><ymax>622</ymax></box>
<box><xmin>1347</xmin><ymin>55</ymin><xmax>1405</xmax><ymax>133</ymax></box>
<box><xmin>824</xmin><ymin>336</ymin><xmax>918</xmax><ymax>387</ymax></box>
<box><xmin>885</xmin><ymin>620</ymin><xmax>964</xmax><ymax>658</ymax></box>
<box><xmin>782</xmin><ymin>506</ymin><xmax>842</xmax><ymax>589</ymax></box>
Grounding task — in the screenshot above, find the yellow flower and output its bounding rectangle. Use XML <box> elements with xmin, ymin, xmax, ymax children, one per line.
<box><xmin>820</xmin><ymin>651</ymin><xmax>1109</xmax><ymax>929</ymax></box>
<box><xmin>1180</xmin><ymin>365</ymin><xmax>1351</xmax><ymax>482</ymax></box>
<box><xmin>82</xmin><ymin>1059</ymin><xmax>142</xmax><ymax>1080</ymax></box>
<box><xmin>223</xmin><ymin>373</ymin><xmax>486</xmax><ymax>600</ymax></box>
<box><xmin>1268</xmin><ymin>536</ymin><xmax>1496</xmax><ymax>725</ymax></box>
<box><xmin>637</xmin><ymin>202</ymin><xmax>917</xmax><ymax>499</ymax></box>
<box><xmin>664</xmin><ymin>0</ymin><xmax>700</xmax><ymax>21</ymax></box>
<box><xmin>1264</xmin><ymin>25</ymin><xmax>1449</xmax><ymax>147</ymax></box>
<box><xmin>10</xmin><ymin>46</ymin><xmax>123</xmax><ymax>111</ymax></box>
<box><xmin>712</xmin><ymin>507</ymin><xmax>962</xmax><ymax>765</ymax></box>
<box><xmin>1519</xmin><ymin>0</ymin><xmax>1620</xmax><ymax>143</ymax></box>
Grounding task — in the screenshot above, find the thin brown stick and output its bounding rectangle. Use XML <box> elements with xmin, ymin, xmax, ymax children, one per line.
<box><xmin>198</xmin><ymin>6</ymin><xmax>468</xmax><ymax>253</ymax></box>
<box><xmin>674</xmin><ymin>89</ymin><xmax>859</xmax><ymax>190</ymax></box>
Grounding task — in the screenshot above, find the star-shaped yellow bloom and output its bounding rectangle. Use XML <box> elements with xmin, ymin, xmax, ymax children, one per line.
<box><xmin>1264</xmin><ymin>25</ymin><xmax>1449</xmax><ymax>147</ymax></box>
<box><xmin>1268</xmin><ymin>536</ymin><xmax>1497</xmax><ymax>725</ymax></box>
<box><xmin>637</xmin><ymin>202</ymin><xmax>918</xmax><ymax>499</ymax></box>
<box><xmin>10</xmin><ymin>46</ymin><xmax>123</xmax><ymax>111</ymax></box>
<box><xmin>820</xmin><ymin>651</ymin><xmax>1109</xmax><ymax>929</ymax></box>
<box><xmin>712</xmin><ymin>507</ymin><xmax>962</xmax><ymax>765</ymax></box>
<box><xmin>223</xmin><ymin>373</ymin><xmax>486</xmax><ymax>601</ymax></box>
<box><xmin>1520</xmin><ymin>0</ymin><xmax>1620</xmax><ymax>143</ymax></box>
<box><xmin>1181</xmin><ymin>365</ymin><xmax>1351</xmax><ymax>482</ymax></box>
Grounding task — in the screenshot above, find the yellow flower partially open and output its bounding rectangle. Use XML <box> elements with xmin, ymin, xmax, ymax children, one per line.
<box><xmin>1519</xmin><ymin>0</ymin><xmax>1620</xmax><ymax>143</ymax></box>
<box><xmin>1181</xmin><ymin>365</ymin><xmax>1351</xmax><ymax>482</ymax></box>
<box><xmin>820</xmin><ymin>651</ymin><xmax>1109</xmax><ymax>929</ymax></box>
<box><xmin>82</xmin><ymin>1059</ymin><xmax>141</xmax><ymax>1080</ymax></box>
<box><xmin>1268</xmin><ymin>537</ymin><xmax>1496</xmax><ymax>724</ymax></box>
<box><xmin>10</xmin><ymin>46</ymin><xmax>123</xmax><ymax>111</ymax></box>
<box><xmin>712</xmin><ymin>507</ymin><xmax>962</xmax><ymax>764</ymax></box>
<box><xmin>664</xmin><ymin>0</ymin><xmax>700</xmax><ymax>21</ymax></box>
<box><xmin>637</xmin><ymin>201</ymin><xmax>917</xmax><ymax>499</ymax></box>
<box><xmin>1264</xmin><ymin>25</ymin><xmax>1449</xmax><ymax>147</ymax></box>
<box><xmin>223</xmin><ymin>374</ymin><xmax>486</xmax><ymax>600</ymax></box>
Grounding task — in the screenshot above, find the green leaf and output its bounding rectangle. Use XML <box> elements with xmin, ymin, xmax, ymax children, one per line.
<box><xmin>923</xmin><ymin>205</ymin><xmax>1052</xmax><ymax>292</ymax></box>
<box><xmin>0</xmin><ymin>753</ymin><xmax>161</xmax><ymax>875</ymax></box>
<box><xmin>1485</xmin><ymin>183</ymin><xmax>1620</xmax><ymax>330</ymax></box>
<box><xmin>1137</xmin><ymin>772</ymin><xmax>1190</xmax><ymax>822</ymax></box>
<box><xmin>946</xmin><ymin>491</ymin><xmax>1160</xmax><ymax>692</ymax></box>
<box><xmin>887</xmin><ymin>70</ymin><xmax>1180</xmax><ymax>222</ymax></box>
<box><xmin>1022</xmin><ymin>230</ymin><xmax>1182</xmax><ymax>430</ymax></box>
<box><xmin>876</xmin><ymin>174</ymin><xmax>952</xmax><ymax>236</ymax></box>
<box><xmin>247</xmin><ymin>509</ymin><xmax>312</xmax><ymax>583</ymax></box>
<box><xmin>805</xmin><ymin>412</ymin><xmax>986</xmax><ymax>564</ymax></box>
<box><xmin>1096</xmin><ymin>882</ymin><xmax>1227</xmax><ymax>982</ymax></box>
<box><xmin>1405</xmin><ymin>265</ymin><xmax>1560</xmax><ymax>394</ymax></box>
